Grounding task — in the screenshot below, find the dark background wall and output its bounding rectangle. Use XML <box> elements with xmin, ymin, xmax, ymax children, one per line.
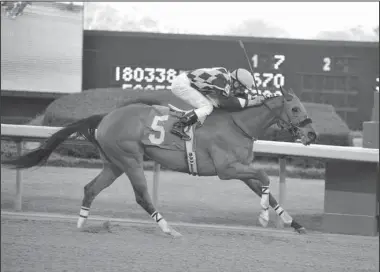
<box><xmin>1</xmin><ymin>28</ymin><xmax>378</xmax><ymax>130</ymax></box>
<box><xmin>82</xmin><ymin>30</ymin><xmax>379</xmax><ymax>130</ymax></box>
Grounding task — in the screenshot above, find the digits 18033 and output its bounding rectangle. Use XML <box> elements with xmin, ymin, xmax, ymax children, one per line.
<box><xmin>115</xmin><ymin>66</ymin><xmax>184</xmax><ymax>85</ymax></box>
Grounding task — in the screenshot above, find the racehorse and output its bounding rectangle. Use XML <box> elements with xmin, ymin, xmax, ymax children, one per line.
<box><xmin>4</xmin><ymin>87</ymin><xmax>317</xmax><ymax>237</ymax></box>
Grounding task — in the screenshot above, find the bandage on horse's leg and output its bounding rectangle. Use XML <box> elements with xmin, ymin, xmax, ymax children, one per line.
<box><xmin>241</xmin><ymin>178</ymin><xmax>306</xmax><ymax>233</ymax></box>
<box><xmin>77</xmin><ymin>162</ymin><xmax>122</xmax><ymax>228</ymax></box>
<box><xmin>247</xmin><ymin>169</ymin><xmax>271</xmax><ymax>227</ymax></box>
<box><xmin>260</xmin><ymin>185</ymin><xmax>270</xmax><ymax>227</ymax></box>
<box><xmin>241</xmin><ymin>178</ymin><xmax>270</xmax><ymax>227</ymax></box>
<box><xmin>220</xmin><ymin>164</ymin><xmax>273</xmax><ymax>227</ymax></box>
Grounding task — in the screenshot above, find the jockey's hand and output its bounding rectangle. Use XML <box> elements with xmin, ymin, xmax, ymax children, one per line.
<box><xmin>247</xmin><ymin>95</ymin><xmax>265</xmax><ymax>106</ymax></box>
<box><xmin>234</xmin><ymin>88</ymin><xmax>254</xmax><ymax>100</ymax></box>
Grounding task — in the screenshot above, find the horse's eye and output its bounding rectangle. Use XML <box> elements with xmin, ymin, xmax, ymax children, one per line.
<box><xmin>292</xmin><ymin>107</ymin><xmax>299</xmax><ymax>113</ymax></box>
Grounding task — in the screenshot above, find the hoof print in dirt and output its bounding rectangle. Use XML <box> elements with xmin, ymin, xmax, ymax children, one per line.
<box><xmin>80</xmin><ymin>221</ymin><xmax>112</xmax><ymax>233</ymax></box>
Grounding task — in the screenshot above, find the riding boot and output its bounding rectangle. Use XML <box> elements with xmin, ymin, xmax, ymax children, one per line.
<box><xmin>171</xmin><ymin>110</ymin><xmax>199</xmax><ymax>141</ymax></box>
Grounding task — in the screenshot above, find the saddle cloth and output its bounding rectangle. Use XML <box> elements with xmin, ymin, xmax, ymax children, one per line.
<box><xmin>141</xmin><ymin>104</ymin><xmax>199</xmax><ymax>175</ymax></box>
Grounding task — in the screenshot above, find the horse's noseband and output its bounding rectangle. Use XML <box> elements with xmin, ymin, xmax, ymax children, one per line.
<box><xmin>297</xmin><ymin>118</ymin><xmax>312</xmax><ymax>128</ymax></box>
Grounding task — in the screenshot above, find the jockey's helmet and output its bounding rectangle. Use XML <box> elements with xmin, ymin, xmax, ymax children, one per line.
<box><xmin>230</xmin><ymin>68</ymin><xmax>255</xmax><ymax>97</ymax></box>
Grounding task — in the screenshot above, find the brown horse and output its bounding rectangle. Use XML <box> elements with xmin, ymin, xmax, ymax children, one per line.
<box><xmin>5</xmin><ymin>87</ymin><xmax>317</xmax><ymax>237</ymax></box>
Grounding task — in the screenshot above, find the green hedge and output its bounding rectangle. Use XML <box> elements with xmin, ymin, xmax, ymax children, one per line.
<box><xmin>42</xmin><ymin>88</ymin><xmax>350</xmax><ymax>168</ymax></box>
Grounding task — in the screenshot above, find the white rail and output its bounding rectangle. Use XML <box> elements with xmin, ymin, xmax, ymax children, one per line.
<box><xmin>2</xmin><ymin>124</ymin><xmax>378</xmax><ymax>162</ymax></box>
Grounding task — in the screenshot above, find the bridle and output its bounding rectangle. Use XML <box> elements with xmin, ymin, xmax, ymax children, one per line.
<box><xmin>260</xmin><ymin>94</ymin><xmax>312</xmax><ymax>138</ymax></box>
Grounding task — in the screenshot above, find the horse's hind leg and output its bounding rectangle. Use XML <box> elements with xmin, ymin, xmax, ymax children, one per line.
<box><xmin>77</xmin><ymin>159</ymin><xmax>122</xmax><ymax>228</ymax></box>
<box><xmin>241</xmin><ymin>178</ymin><xmax>306</xmax><ymax>234</ymax></box>
<box><xmin>109</xmin><ymin>141</ymin><xmax>182</xmax><ymax>238</ymax></box>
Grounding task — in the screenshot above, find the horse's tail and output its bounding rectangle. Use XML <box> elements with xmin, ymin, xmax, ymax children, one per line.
<box><xmin>3</xmin><ymin>114</ymin><xmax>105</xmax><ymax>169</ymax></box>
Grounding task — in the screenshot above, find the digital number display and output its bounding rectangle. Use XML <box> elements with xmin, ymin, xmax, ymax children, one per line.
<box><xmin>252</xmin><ymin>72</ymin><xmax>286</xmax><ymax>97</ymax></box>
<box><xmin>83</xmin><ymin>30</ymin><xmax>379</xmax><ymax>129</ymax></box>
<box><xmin>114</xmin><ymin>65</ymin><xmax>286</xmax><ymax>96</ymax></box>
<box><xmin>321</xmin><ymin>56</ymin><xmax>359</xmax><ymax>73</ymax></box>
<box><xmin>249</xmin><ymin>54</ymin><xmax>286</xmax><ymax>97</ymax></box>
<box><xmin>252</xmin><ymin>54</ymin><xmax>285</xmax><ymax>70</ymax></box>
<box><xmin>114</xmin><ymin>66</ymin><xmax>185</xmax><ymax>90</ymax></box>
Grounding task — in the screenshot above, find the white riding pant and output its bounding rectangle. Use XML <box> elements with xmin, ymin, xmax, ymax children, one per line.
<box><xmin>171</xmin><ymin>73</ymin><xmax>214</xmax><ymax>122</ymax></box>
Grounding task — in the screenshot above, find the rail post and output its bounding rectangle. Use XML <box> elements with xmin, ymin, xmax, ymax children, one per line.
<box><xmin>14</xmin><ymin>140</ymin><xmax>23</xmax><ymax>211</ymax></box>
<box><xmin>152</xmin><ymin>162</ymin><xmax>161</xmax><ymax>207</ymax></box>
<box><xmin>277</xmin><ymin>156</ymin><xmax>287</xmax><ymax>228</ymax></box>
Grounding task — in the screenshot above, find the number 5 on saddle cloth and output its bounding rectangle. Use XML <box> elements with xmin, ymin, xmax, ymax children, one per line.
<box><xmin>141</xmin><ymin>104</ymin><xmax>199</xmax><ymax>175</ymax></box>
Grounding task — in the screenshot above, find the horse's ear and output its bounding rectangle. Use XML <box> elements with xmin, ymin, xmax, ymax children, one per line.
<box><xmin>280</xmin><ymin>86</ymin><xmax>293</xmax><ymax>101</ymax></box>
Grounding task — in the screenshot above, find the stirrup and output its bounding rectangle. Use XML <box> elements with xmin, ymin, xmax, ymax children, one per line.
<box><xmin>171</xmin><ymin>128</ymin><xmax>191</xmax><ymax>141</ymax></box>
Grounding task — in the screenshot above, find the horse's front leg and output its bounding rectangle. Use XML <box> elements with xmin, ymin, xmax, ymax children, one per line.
<box><xmin>218</xmin><ymin>163</ymin><xmax>272</xmax><ymax>227</ymax></box>
<box><xmin>241</xmin><ymin>178</ymin><xmax>306</xmax><ymax>233</ymax></box>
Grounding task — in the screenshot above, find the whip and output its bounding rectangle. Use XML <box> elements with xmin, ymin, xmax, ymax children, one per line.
<box><xmin>238</xmin><ymin>40</ymin><xmax>260</xmax><ymax>93</ymax></box>
<box><xmin>238</xmin><ymin>40</ymin><xmax>284</xmax><ymax>95</ymax></box>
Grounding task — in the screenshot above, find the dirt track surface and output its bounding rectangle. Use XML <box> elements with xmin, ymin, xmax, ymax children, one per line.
<box><xmin>1</xmin><ymin>215</ymin><xmax>378</xmax><ymax>272</ymax></box>
<box><xmin>1</xmin><ymin>166</ymin><xmax>325</xmax><ymax>231</ymax></box>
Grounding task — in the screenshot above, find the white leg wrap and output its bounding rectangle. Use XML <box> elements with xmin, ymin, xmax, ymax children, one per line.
<box><xmin>259</xmin><ymin>186</ymin><xmax>270</xmax><ymax>227</ymax></box>
<box><xmin>274</xmin><ymin>204</ymin><xmax>293</xmax><ymax>225</ymax></box>
<box><xmin>260</xmin><ymin>186</ymin><xmax>270</xmax><ymax>209</ymax></box>
<box><xmin>151</xmin><ymin>211</ymin><xmax>170</xmax><ymax>232</ymax></box>
<box><xmin>77</xmin><ymin>206</ymin><xmax>89</xmax><ymax>228</ymax></box>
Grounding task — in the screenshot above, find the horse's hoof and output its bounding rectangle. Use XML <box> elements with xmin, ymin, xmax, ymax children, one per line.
<box><xmin>102</xmin><ymin>221</ymin><xmax>112</xmax><ymax>232</ymax></box>
<box><xmin>258</xmin><ymin>210</ymin><xmax>269</xmax><ymax>227</ymax></box>
<box><xmin>77</xmin><ymin>217</ymin><xmax>86</xmax><ymax>229</ymax></box>
<box><xmin>291</xmin><ymin>220</ymin><xmax>306</xmax><ymax>234</ymax></box>
<box><xmin>258</xmin><ymin>216</ymin><xmax>269</xmax><ymax>228</ymax></box>
<box><xmin>294</xmin><ymin>227</ymin><xmax>307</xmax><ymax>234</ymax></box>
<box><xmin>165</xmin><ymin>228</ymin><xmax>182</xmax><ymax>238</ymax></box>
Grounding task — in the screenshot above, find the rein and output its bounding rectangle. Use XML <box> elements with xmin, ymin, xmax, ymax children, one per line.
<box><xmin>231</xmin><ymin>117</ymin><xmax>255</xmax><ymax>140</ymax></box>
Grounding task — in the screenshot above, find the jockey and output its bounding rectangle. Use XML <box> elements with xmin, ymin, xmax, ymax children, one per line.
<box><xmin>170</xmin><ymin>67</ymin><xmax>265</xmax><ymax>141</ymax></box>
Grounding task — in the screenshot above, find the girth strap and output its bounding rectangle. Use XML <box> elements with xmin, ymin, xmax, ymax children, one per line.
<box><xmin>184</xmin><ymin>125</ymin><xmax>198</xmax><ymax>176</ymax></box>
